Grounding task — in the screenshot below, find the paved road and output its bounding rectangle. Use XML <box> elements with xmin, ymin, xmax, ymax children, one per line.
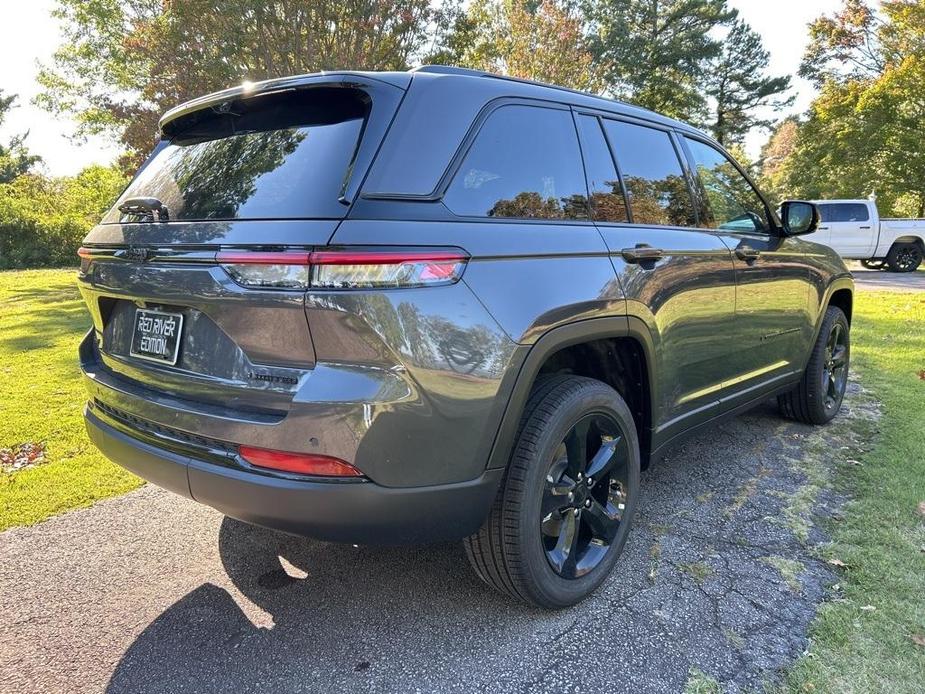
<box><xmin>0</xmin><ymin>387</ymin><xmax>876</xmax><ymax>694</ymax></box>
<box><xmin>850</xmin><ymin>264</ymin><xmax>925</xmax><ymax>292</ymax></box>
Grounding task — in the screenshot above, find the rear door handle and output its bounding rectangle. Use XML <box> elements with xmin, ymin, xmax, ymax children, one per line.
<box><xmin>735</xmin><ymin>246</ymin><xmax>761</xmax><ymax>263</ymax></box>
<box><xmin>859</xmin><ymin>225</ymin><xmax>872</xmax><ymax>229</ymax></box>
<box><xmin>621</xmin><ymin>245</ymin><xmax>665</xmax><ymax>264</ymax></box>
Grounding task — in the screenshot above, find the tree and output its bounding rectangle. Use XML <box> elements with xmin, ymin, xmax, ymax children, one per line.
<box><xmin>450</xmin><ymin>0</ymin><xmax>604</xmax><ymax>92</ymax></box>
<box><xmin>37</xmin><ymin>0</ymin><xmax>441</xmax><ymax>170</ymax></box>
<box><xmin>771</xmin><ymin>1</ymin><xmax>925</xmax><ymax>216</ymax></box>
<box><xmin>702</xmin><ymin>20</ymin><xmax>792</xmax><ymax>147</ymax></box>
<box><xmin>0</xmin><ymin>90</ymin><xmax>40</xmax><ymax>183</ymax></box>
<box><xmin>758</xmin><ymin>117</ymin><xmax>799</xmax><ymax>204</ymax></box>
<box><xmin>800</xmin><ymin>0</ymin><xmax>884</xmax><ymax>86</ymax></box>
<box><xmin>584</xmin><ymin>0</ymin><xmax>736</xmax><ymax>121</ymax></box>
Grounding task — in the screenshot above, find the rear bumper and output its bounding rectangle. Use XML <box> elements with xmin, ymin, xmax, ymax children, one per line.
<box><xmin>85</xmin><ymin>406</ymin><xmax>502</xmax><ymax>544</ymax></box>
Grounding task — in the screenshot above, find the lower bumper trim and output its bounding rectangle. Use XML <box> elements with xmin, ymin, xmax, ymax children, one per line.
<box><xmin>85</xmin><ymin>406</ymin><xmax>502</xmax><ymax>544</ymax></box>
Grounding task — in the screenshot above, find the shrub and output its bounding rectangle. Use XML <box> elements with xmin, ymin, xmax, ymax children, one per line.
<box><xmin>0</xmin><ymin>165</ymin><xmax>126</xmax><ymax>269</ymax></box>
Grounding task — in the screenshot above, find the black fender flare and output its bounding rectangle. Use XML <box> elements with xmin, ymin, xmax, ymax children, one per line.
<box><xmin>802</xmin><ymin>275</ymin><xmax>854</xmax><ymax>371</ymax></box>
<box><xmin>484</xmin><ymin>315</ymin><xmax>656</xmax><ymax>470</ymax></box>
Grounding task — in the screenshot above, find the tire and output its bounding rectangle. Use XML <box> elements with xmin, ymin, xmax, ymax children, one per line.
<box><xmin>778</xmin><ymin>306</ymin><xmax>850</xmax><ymax>425</ymax></box>
<box><xmin>464</xmin><ymin>375</ymin><xmax>641</xmax><ymax>608</ymax></box>
<box><xmin>886</xmin><ymin>242</ymin><xmax>923</xmax><ymax>273</ymax></box>
<box><xmin>860</xmin><ymin>258</ymin><xmax>887</xmax><ymax>270</ymax></box>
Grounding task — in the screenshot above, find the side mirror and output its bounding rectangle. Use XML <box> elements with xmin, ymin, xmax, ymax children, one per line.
<box><xmin>781</xmin><ymin>200</ymin><xmax>819</xmax><ymax>236</ymax></box>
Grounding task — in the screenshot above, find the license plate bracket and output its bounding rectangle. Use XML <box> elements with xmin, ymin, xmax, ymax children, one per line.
<box><xmin>129</xmin><ymin>309</ymin><xmax>184</xmax><ymax>366</ymax></box>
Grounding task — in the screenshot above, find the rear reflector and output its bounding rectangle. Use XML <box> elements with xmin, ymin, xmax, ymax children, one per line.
<box><xmin>239</xmin><ymin>445</ymin><xmax>363</xmax><ymax>477</ymax></box>
<box><xmin>216</xmin><ymin>248</ymin><xmax>468</xmax><ymax>290</ymax></box>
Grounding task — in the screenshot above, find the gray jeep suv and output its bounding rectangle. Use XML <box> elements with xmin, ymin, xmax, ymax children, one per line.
<box><xmin>78</xmin><ymin>66</ymin><xmax>853</xmax><ymax>608</ymax></box>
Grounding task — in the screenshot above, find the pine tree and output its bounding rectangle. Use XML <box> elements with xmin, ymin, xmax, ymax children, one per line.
<box><xmin>703</xmin><ymin>20</ymin><xmax>792</xmax><ymax>147</ymax></box>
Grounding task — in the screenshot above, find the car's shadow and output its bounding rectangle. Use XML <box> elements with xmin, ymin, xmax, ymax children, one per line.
<box><xmin>105</xmin><ymin>515</ymin><xmax>540</xmax><ymax>693</ymax></box>
<box><xmin>105</xmin><ymin>401</ymin><xmax>852</xmax><ymax>693</ymax></box>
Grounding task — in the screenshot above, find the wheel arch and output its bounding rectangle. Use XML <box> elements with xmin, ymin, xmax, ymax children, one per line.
<box><xmin>808</xmin><ymin>276</ymin><xmax>854</xmax><ymax>364</ymax></box>
<box><xmin>890</xmin><ymin>235</ymin><xmax>924</xmax><ymax>249</ymax></box>
<box><xmin>828</xmin><ymin>286</ymin><xmax>854</xmax><ymax>325</ymax></box>
<box><xmin>485</xmin><ymin>316</ymin><xmax>656</xmax><ymax>471</ymax></box>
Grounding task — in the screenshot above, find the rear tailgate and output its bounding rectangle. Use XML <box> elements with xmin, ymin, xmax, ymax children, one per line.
<box><xmin>78</xmin><ymin>75</ymin><xmax>405</xmax><ymax>414</ymax></box>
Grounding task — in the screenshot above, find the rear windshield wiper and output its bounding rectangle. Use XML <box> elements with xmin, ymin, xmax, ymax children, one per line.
<box><xmin>118</xmin><ymin>197</ymin><xmax>169</xmax><ymax>222</ymax></box>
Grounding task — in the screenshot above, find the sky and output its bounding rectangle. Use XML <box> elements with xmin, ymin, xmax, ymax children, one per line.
<box><xmin>0</xmin><ymin>0</ymin><xmax>845</xmax><ymax>176</ymax></box>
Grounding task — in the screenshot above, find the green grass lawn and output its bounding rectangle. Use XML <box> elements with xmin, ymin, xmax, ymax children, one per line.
<box><xmin>0</xmin><ymin>269</ymin><xmax>141</xmax><ymax>531</ymax></box>
<box><xmin>785</xmin><ymin>290</ymin><xmax>925</xmax><ymax>692</ymax></box>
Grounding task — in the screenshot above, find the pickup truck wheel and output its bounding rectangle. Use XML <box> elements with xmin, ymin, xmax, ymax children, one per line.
<box><xmin>464</xmin><ymin>375</ymin><xmax>640</xmax><ymax>608</ymax></box>
<box><xmin>886</xmin><ymin>243</ymin><xmax>922</xmax><ymax>272</ymax></box>
<box><xmin>778</xmin><ymin>306</ymin><xmax>850</xmax><ymax>425</ymax></box>
<box><xmin>860</xmin><ymin>259</ymin><xmax>887</xmax><ymax>270</ymax></box>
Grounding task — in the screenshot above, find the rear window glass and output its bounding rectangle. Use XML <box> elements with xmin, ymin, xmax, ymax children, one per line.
<box><xmin>820</xmin><ymin>203</ymin><xmax>870</xmax><ymax>223</ymax></box>
<box><xmin>576</xmin><ymin>115</ymin><xmax>629</xmax><ymax>223</ymax></box>
<box><xmin>602</xmin><ymin>120</ymin><xmax>696</xmax><ymax>227</ymax></box>
<box><xmin>443</xmin><ymin>105</ymin><xmax>589</xmax><ymax>220</ymax></box>
<box><xmin>107</xmin><ymin>87</ymin><xmax>369</xmax><ymax>222</ymax></box>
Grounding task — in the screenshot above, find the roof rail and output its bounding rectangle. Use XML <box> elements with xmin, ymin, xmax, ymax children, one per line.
<box><xmin>410</xmin><ymin>65</ymin><xmax>493</xmax><ymax>78</ymax></box>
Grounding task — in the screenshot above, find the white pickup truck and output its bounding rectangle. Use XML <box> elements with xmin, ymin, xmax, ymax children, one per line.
<box><xmin>812</xmin><ymin>199</ymin><xmax>924</xmax><ymax>272</ymax></box>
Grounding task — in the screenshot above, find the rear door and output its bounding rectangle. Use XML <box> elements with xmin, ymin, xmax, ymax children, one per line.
<box><xmin>681</xmin><ymin>135</ymin><xmax>813</xmax><ymax>401</ymax></box>
<box><xmin>575</xmin><ymin>112</ymin><xmax>738</xmax><ymax>440</ymax></box>
<box><xmin>818</xmin><ymin>202</ymin><xmax>875</xmax><ymax>257</ymax></box>
<box><xmin>78</xmin><ymin>77</ymin><xmax>405</xmax><ymax>412</ymax></box>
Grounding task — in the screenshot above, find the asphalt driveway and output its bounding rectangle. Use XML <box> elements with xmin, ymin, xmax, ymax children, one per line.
<box><xmin>850</xmin><ymin>264</ymin><xmax>925</xmax><ymax>292</ymax></box>
<box><xmin>0</xmin><ymin>385</ymin><xmax>877</xmax><ymax>694</ymax></box>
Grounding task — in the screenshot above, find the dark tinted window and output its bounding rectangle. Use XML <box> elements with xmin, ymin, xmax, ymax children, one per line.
<box><xmin>576</xmin><ymin>115</ymin><xmax>629</xmax><ymax>223</ymax></box>
<box><xmin>603</xmin><ymin>120</ymin><xmax>696</xmax><ymax>227</ymax></box>
<box><xmin>685</xmin><ymin>138</ymin><xmax>770</xmax><ymax>232</ymax></box>
<box><xmin>444</xmin><ymin>105</ymin><xmax>588</xmax><ymax>219</ymax></box>
<box><xmin>109</xmin><ymin>88</ymin><xmax>368</xmax><ymax>222</ymax></box>
<box><xmin>827</xmin><ymin>203</ymin><xmax>870</xmax><ymax>222</ymax></box>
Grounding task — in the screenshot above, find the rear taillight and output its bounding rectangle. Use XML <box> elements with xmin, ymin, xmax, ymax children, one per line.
<box><xmin>216</xmin><ymin>248</ymin><xmax>468</xmax><ymax>290</ymax></box>
<box><xmin>217</xmin><ymin>251</ymin><xmax>312</xmax><ymax>289</ymax></box>
<box><xmin>239</xmin><ymin>445</ymin><xmax>364</xmax><ymax>477</ymax></box>
<box><xmin>77</xmin><ymin>247</ymin><xmax>92</xmax><ymax>273</ymax></box>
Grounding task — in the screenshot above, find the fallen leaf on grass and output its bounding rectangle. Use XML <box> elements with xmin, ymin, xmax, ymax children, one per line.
<box><xmin>916</xmin><ymin>501</ymin><xmax>925</xmax><ymax>518</ymax></box>
<box><xmin>918</xmin><ymin>370</ymin><xmax>925</xmax><ymax>381</ymax></box>
<box><xmin>827</xmin><ymin>558</ymin><xmax>848</xmax><ymax>568</ymax></box>
<box><xmin>912</xmin><ymin>635</ymin><xmax>925</xmax><ymax>648</ymax></box>
<box><xmin>860</xmin><ymin>605</ymin><xmax>876</xmax><ymax>612</ymax></box>
<box><xmin>846</xmin><ymin>459</ymin><xmax>863</xmax><ymax>467</ymax></box>
<box><xmin>0</xmin><ymin>442</ymin><xmax>47</xmax><ymax>474</ymax></box>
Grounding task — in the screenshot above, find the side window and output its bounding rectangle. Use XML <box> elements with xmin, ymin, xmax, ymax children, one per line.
<box><xmin>685</xmin><ymin>137</ymin><xmax>770</xmax><ymax>233</ymax></box>
<box><xmin>818</xmin><ymin>205</ymin><xmax>833</xmax><ymax>223</ymax></box>
<box><xmin>602</xmin><ymin>120</ymin><xmax>696</xmax><ymax>227</ymax></box>
<box><xmin>831</xmin><ymin>203</ymin><xmax>870</xmax><ymax>222</ymax></box>
<box><xmin>576</xmin><ymin>115</ymin><xmax>629</xmax><ymax>223</ymax></box>
<box><xmin>444</xmin><ymin>105</ymin><xmax>589</xmax><ymax>220</ymax></box>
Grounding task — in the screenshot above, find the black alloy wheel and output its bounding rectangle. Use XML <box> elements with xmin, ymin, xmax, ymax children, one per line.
<box><xmin>821</xmin><ymin>320</ymin><xmax>849</xmax><ymax>413</ymax></box>
<box><xmin>540</xmin><ymin>413</ymin><xmax>630</xmax><ymax>579</ymax></box>
<box><xmin>887</xmin><ymin>243</ymin><xmax>923</xmax><ymax>272</ymax></box>
<box><xmin>778</xmin><ymin>306</ymin><xmax>850</xmax><ymax>425</ymax></box>
<box><xmin>464</xmin><ymin>375</ymin><xmax>641</xmax><ymax>609</ymax></box>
